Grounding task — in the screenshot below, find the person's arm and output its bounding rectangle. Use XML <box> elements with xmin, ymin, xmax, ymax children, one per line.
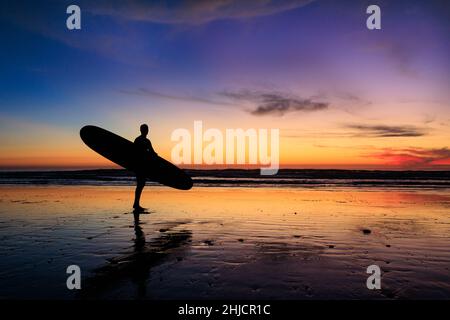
<box><xmin>147</xmin><ymin>140</ymin><xmax>157</xmax><ymax>157</ymax></box>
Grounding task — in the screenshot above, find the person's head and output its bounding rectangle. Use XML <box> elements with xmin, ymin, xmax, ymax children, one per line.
<box><xmin>140</xmin><ymin>124</ymin><xmax>149</xmax><ymax>136</ymax></box>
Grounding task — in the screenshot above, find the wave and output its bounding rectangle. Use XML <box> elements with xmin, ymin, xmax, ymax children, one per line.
<box><xmin>0</xmin><ymin>169</ymin><xmax>449</xmax><ymax>188</ymax></box>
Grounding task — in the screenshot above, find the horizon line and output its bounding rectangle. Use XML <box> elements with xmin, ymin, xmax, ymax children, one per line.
<box><xmin>1</xmin><ymin>166</ymin><xmax>450</xmax><ymax>172</ymax></box>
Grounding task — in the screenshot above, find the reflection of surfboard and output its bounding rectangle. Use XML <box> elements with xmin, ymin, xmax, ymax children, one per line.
<box><xmin>80</xmin><ymin>125</ymin><xmax>193</xmax><ymax>190</ymax></box>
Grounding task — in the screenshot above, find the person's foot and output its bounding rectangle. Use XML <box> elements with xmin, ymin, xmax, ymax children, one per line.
<box><xmin>133</xmin><ymin>205</ymin><xmax>146</xmax><ymax>212</ymax></box>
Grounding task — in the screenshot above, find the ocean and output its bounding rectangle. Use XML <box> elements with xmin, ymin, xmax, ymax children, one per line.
<box><xmin>1</xmin><ymin>169</ymin><xmax>449</xmax><ymax>188</ymax></box>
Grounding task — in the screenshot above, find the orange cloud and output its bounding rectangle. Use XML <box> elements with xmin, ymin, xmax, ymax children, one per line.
<box><xmin>368</xmin><ymin>147</ymin><xmax>450</xmax><ymax>167</ymax></box>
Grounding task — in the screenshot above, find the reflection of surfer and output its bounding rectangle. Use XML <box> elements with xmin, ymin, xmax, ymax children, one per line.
<box><xmin>132</xmin><ymin>212</ymin><xmax>148</xmax><ymax>297</ymax></box>
<box><xmin>133</xmin><ymin>212</ymin><xmax>146</xmax><ymax>249</ymax></box>
<box><xmin>133</xmin><ymin>124</ymin><xmax>157</xmax><ymax>211</ymax></box>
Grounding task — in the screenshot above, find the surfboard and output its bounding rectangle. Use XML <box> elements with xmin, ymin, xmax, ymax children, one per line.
<box><xmin>80</xmin><ymin>125</ymin><xmax>193</xmax><ymax>190</ymax></box>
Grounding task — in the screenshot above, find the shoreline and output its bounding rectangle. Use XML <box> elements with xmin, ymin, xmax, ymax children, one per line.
<box><xmin>1</xmin><ymin>168</ymin><xmax>449</xmax><ymax>188</ymax></box>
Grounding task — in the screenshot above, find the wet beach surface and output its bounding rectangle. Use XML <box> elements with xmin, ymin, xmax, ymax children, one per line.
<box><xmin>0</xmin><ymin>186</ymin><xmax>449</xmax><ymax>299</ymax></box>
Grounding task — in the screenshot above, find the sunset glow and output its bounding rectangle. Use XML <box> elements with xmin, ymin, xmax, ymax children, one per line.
<box><xmin>0</xmin><ymin>0</ymin><xmax>448</xmax><ymax>170</ymax></box>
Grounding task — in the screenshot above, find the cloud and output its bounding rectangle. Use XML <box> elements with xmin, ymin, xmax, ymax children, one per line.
<box><xmin>422</xmin><ymin>113</ymin><xmax>436</xmax><ymax>124</ymax></box>
<box><xmin>1</xmin><ymin>0</ymin><xmax>315</xmax><ymax>63</ymax></box>
<box><xmin>344</xmin><ymin>124</ymin><xmax>427</xmax><ymax>137</ymax></box>
<box><xmin>368</xmin><ymin>147</ymin><xmax>450</xmax><ymax>167</ymax></box>
<box><xmin>221</xmin><ymin>90</ymin><xmax>328</xmax><ymax>116</ymax></box>
<box><xmin>87</xmin><ymin>0</ymin><xmax>314</xmax><ymax>24</ymax></box>
<box><xmin>334</xmin><ymin>92</ymin><xmax>372</xmax><ymax>107</ymax></box>
<box><xmin>364</xmin><ymin>40</ymin><xmax>417</xmax><ymax>77</ymax></box>
<box><xmin>119</xmin><ymin>88</ymin><xmax>232</xmax><ymax>106</ymax></box>
<box><xmin>0</xmin><ymin>1</ymin><xmax>158</xmax><ymax>67</ymax></box>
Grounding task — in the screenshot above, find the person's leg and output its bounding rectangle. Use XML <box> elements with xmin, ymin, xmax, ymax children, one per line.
<box><xmin>133</xmin><ymin>175</ymin><xmax>145</xmax><ymax>209</ymax></box>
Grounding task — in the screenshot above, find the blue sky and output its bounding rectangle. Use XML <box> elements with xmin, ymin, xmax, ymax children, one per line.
<box><xmin>0</xmin><ymin>0</ymin><xmax>449</xmax><ymax>169</ymax></box>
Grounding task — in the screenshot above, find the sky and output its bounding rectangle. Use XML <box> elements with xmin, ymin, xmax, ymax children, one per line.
<box><xmin>0</xmin><ymin>0</ymin><xmax>449</xmax><ymax>170</ymax></box>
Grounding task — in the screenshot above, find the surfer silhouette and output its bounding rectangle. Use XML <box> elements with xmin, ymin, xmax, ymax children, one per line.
<box><xmin>133</xmin><ymin>124</ymin><xmax>157</xmax><ymax>211</ymax></box>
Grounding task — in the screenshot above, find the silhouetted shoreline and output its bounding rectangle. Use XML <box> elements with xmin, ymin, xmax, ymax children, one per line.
<box><xmin>0</xmin><ymin>169</ymin><xmax>449</xmax><ymax>188</ymax></box>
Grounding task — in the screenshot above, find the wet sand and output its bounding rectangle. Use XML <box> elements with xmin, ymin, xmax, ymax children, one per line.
<box><xmin>0</xmin><ymin>185</ymin><xmax>449</xmax><ymax>299</ymax></box>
